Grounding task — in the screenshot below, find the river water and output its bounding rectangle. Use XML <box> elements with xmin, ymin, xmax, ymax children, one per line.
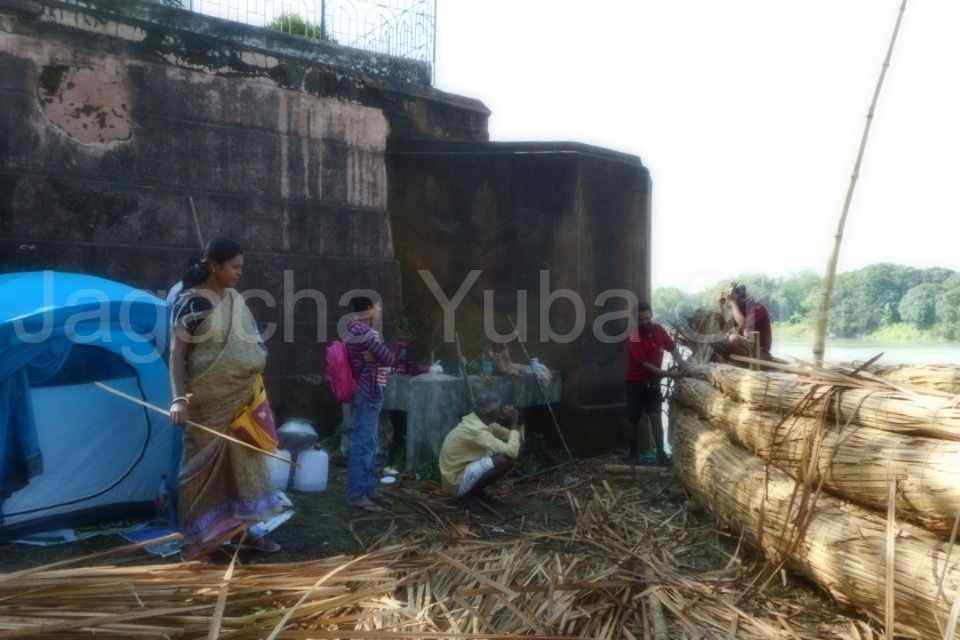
<box><xmin>776</xmin><ymin>341</ymin><xmax>960</xmax><ymax>365</ymax></box>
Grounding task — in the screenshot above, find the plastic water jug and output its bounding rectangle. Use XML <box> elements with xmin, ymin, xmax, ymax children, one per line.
<box><xmin>294</xmin><ymin>449</ymin><xmax>329</xmax><ymax>493</ymax></box>
<box><xmin>278</xmin><ymin>419</ymin><xmax>318</xmax><ymax>452</ymax></box>
<box><xmin>266</xmin><ymin>449</ymin><xmax>293</xmax><ymax>491</ymax></box>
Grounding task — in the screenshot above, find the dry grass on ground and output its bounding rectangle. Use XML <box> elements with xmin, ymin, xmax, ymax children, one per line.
<box><xmin>0</xmin><ymin>458</ymin><xmax>880</xmax><ymax>638</ymax></box>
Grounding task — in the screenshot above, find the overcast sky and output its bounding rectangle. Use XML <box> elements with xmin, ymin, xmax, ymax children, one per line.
<box><xmin>434</xmin><ymin>1</ymin><xmax>959</xmax><ymax>293</ymax></box>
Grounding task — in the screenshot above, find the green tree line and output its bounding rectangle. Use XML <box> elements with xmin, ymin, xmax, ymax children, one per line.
<box><xmin>652</xmin><ymin>264</ymin><xmax>960</xmax><ymax>341</ymax></box>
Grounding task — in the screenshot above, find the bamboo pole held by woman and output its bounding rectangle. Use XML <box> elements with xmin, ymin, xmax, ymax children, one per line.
<box><xmin>95</xmin><ymin>382</ymin><xmax>292</xmax><ymax>465</ymax></box>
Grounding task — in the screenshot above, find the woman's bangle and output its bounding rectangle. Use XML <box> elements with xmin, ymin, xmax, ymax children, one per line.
<box><xmin>172</xmin><ymin>395</ymin><xmax>191</xmax><ymax>406</ymax></box>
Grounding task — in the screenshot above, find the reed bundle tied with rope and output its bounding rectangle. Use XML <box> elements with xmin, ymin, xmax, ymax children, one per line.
<box><xmin>686</xmin><ymin>363</ymin><xmax>960</xmax><ymax>442</ymax></box>
<box><xmin>674</xmin><ymin>377</ymin><xmax>960</xmax><ymax>535</ymax></box>
<box><xmin>671</xmin><ymin>407</ymin><xmax>960</xmax><ymax>640</ymax></box>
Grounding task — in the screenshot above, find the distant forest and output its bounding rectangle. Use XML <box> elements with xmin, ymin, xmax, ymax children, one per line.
<box><xmin>653</xmin><ymin>264</ymin><xmax>960</xmax><ymax>342</ymax></box>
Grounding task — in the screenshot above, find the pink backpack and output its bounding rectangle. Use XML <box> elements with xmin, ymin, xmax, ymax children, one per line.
<box><xmin>325</xmin><ymin>340</ymin><xmax>357</xmax><ymax>403</ymax></box>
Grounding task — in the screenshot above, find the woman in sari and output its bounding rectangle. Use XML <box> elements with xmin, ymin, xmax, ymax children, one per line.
<box><xmin>169</xmin><ymin>238</ymin><xmax>284</xmax><ymax>559</ymax></box>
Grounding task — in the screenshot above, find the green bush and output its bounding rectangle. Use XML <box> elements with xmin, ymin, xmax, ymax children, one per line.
<box><xmin>652</xmin><ymin>287</ymin><xmax>698</xmax><ymax>328</ymax></box>
<box><xmin>899</xmin><ymin>283</ymin><xmax>939</xmax><ymax>329</ymax></box>
<box><xmin>944</xmin><ymin>274</ymin><xmax>960</xmax><ymax>290</ymax></box>
<box><xmin>936</xmin><ymin>288</ymin><xmax>960</xmax><ymax>340</ymax></box>
<box><xmin>867</xmin><ymin>322</ymin><xmax>936</xmax><ymax>344</ymax></box>
<box><xmin>267</xmin><ymin>13</ymin><xmax>335</xmax><ymax>43</ymax></box>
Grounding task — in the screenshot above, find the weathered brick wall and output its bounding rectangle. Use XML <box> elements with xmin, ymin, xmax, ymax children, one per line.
<box><xmin>0</xmin><ymin>0</ymin><xmax>489</xmax><ymax>423</ymax></box>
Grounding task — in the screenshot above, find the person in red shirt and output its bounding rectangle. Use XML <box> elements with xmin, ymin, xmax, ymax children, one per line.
<box><xmin>722</xmin><ymin>284</ymin><xmax>774</xmax><ymax>361</ymax></box>
<box><xmin>625</xmin><ymin>301</ymin><xmax>686</xmax><ymax>466</ymax></box>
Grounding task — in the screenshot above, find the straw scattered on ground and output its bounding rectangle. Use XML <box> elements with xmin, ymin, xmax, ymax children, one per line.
<box><xmin>0</xmin><ymin>459</ymin><xmax>880</xmax><ymax>639</ymax></box>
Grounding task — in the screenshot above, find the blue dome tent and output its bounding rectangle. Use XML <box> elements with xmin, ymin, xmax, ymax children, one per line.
<box><xmin>0</xmin><ymin>272</ymin><xmax>178</xmax><ymax>536</ymax></box>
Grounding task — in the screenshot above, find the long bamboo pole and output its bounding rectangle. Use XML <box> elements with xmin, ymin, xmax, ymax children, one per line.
<box><xmin>0</xmin><ymin>532</ymin><xmax>183</xmax><ymax>585</ymax></box>
<box><xmin>813</xmin><ymin>0</ymin><xmax>908</xmax><ymax>366</ymax></box>
<box><xmin>188</xmin><ymin>196</ymin><xmax>205</xmax><ymax>249</ymax></box>
<box><xmin>95</xmin><ymin>382</ymin><xmax>293</xmax><ymax>465</ymax></box>
<box><xmin>454</xmin><ymin>330</ymin><xmax>476</xmax><ymax>407</ymax></box>
<box><xmin>507</xmin><ymin>315</ymin><xmax>574</xmax><ymax>461</ymax></box>
<box><xmin>885</xmin><ymin>477</ymin><xmax>897</xmax><ymax>639</ymax></box>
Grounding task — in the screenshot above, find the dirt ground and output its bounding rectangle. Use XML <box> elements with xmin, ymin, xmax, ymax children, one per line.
<box><xmin>0</xmin><ymin>459</ymin><xmax>575</xmax><ymax>572</ymax></box>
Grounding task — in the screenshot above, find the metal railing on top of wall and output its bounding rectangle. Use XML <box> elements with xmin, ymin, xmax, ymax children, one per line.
<box><xmin>189</xmin><ymin>0</ymin><xmax>435</xmax><ymax>76</ymax></box>
<box><xmin>60</xmin><ymin>0</ymin><xmax>437</xmax><ymax>81</ymax></box>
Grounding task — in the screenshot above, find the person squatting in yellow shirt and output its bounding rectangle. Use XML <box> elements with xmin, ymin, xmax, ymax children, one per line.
<box><xmin>439</xmin><ymin>393</ymin><xmax>523</xmax><ymax>502</ymax></box>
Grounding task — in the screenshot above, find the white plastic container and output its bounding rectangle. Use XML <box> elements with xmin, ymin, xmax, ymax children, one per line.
<box><xmin>266</xmin><ymin>449</ymin><xmax>293</xmax><ymax>491</ymax></box>
<box><xmin>294</xmin><ymin>449</ymin><xmax>329</xmax><ymax>493</ymax></box>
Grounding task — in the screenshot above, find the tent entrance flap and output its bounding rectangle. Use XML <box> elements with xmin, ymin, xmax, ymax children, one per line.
<box><xmin>0</xmin><ymin>336</ymin><xmax>72</xmax><ymax>501</ymax></box>
<box><xmin>1</xmin><ymin>347</ymin><xmax>155</xmax><ymax>533</ymax></box>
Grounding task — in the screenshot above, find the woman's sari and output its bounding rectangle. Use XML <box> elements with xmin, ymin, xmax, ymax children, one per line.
<box><xmin>177</xmin><ymin>289</ymin><xmax>283</xmax><ymax>558</ymax></box>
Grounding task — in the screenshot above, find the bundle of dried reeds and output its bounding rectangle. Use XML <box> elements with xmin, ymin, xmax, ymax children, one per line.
<box><xmin>674</xmin><ymin>377</ymin><xmax>960</xmax><ymax>535</ymax></box>
<box><xmin>0</xmin><ymin>547</ymin><xmax>407</xmax><ymax>639</ymax></box>
<box><xmin>688</xmin><ymin>363</ymin><xmax>960</xmax><ymax>441</ymax></box>
<box><xmin>873</xmin><ymin>364</ymin><xmax>960</xmax><ymax>395</ymax></box>
<box><xmin>671</xmin><ymin>407</ymin><xmax>960</xmax><ymax>640</ymax></box>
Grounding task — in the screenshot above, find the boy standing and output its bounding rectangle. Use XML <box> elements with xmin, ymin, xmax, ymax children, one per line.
<box><xmin>345</xmin><ymin>297</ymin><xmax>395</xmax><ymax>511</ymax></box>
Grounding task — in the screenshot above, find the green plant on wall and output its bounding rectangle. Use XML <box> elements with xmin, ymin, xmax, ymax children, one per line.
<box><xmin>267</xmin><ymin>13</ymin><xmax>336</xmax><ymax>43</ymax></box>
